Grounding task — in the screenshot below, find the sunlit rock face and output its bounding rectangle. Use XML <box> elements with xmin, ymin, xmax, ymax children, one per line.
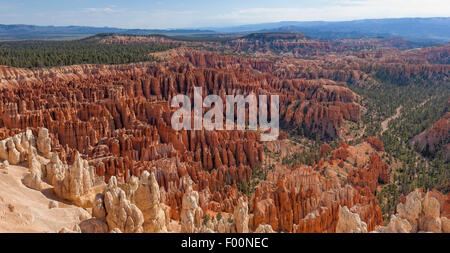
<box><xmin>376</xmin><ymin>189</ymin><xmax>450</xmax><ymax>233</ymax></box>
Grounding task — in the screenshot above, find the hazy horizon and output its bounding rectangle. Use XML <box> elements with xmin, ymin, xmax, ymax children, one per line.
<box><xmin>1</xmin><ymin>17</ymin><xmax>449</xmax><ymax>31</ymax></box>
<box><xmin>1</xmin><ymin>0</ymin><xmax>449</xmax><ymax>29</ymax></box>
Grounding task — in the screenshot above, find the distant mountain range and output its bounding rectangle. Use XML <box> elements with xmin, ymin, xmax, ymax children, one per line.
<box><xmin>0</xmin><ymin>24</ymin><xmax>215</xmax><ymax>41</ymax></box>
<box><xmin>1</xmin><ymin>17</ymin><xmax>449</xmax><ymax>43</ymax></box>
<box><xmin>212</xmin><ymin>18</ymin><xmax>450</xmax><ymax>43</ymax></box>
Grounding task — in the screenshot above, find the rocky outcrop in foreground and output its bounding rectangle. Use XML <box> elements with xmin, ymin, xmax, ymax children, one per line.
<box><xmin>376</xmin><ymin>189</ymin><xmax>450</xmax><ymax>233</ymax></box>
<box><xmin>94</xmin><ymin>176</ymin><xmax>144</xmax><ymax>233</ymax></box>
<box><xmin>336</xmin><ymin>206</ymin><xmax>368</xmax><ymax>233</ymax></box>
<box><xmin>131</xmin><ymin>171</ymin><xmax>170</xmax><ymax>233</ymax></box>
<box><xmin>335</xmin><ymin>189</ymin><xmax>450</xmax><ymax>233</ymax></box>
<box><xmin>53</xmin><ymin>151</ymin><xmax>95</xmax><ymax>207</ymax></box>
<box><xmin>180</xmin><ymin>178</ymin><xmax>204</xmax><ymax>233</ymax></box>
<box><xmin>0</xmin><ymin>130</ymin><xmax>45</xmax><ymax>190</ymax></box>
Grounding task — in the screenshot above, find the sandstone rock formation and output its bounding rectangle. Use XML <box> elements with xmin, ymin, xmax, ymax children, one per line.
<box><xmin>92</xmin><ymin>193</ymin><xmax>107</xmax><ymax>220</ymax></box>
<box><xmin>396</xmin><ymin>189</ymin><xmax>423</xmax><ymax>232</ymax></box>
<box><xmin>336</xmin><ymin>206</ymin><xmax>368</xmax><ymax>233</ymax></box>
<box><xmin>411</xmin><ymin>107</ymin><xmax>449</xmax><ymax>162</ymax></box>
<box><xmin>0</xmin><ymin>45</ymin><xmax>368</xmax><ymax>223</ymax></box>
<box><xmin>224</xmin><ymin>33</ymin><xmax>413</xmax><ymax>57</ymax></box>
<box><xmin>180</xmin><ymin>178</ymin><xmax>203</xmax><ymax>233</ymax></box>
<box><xmin>6</xmin><ymin>140</ymin><xmax>20</xmax><ymax>165</ymax></box>
<box><xmin>59</xmin><ymin>225</ymin><xmax>82</xmax><ymax>233</ymax></box>
<box><xmin>215</xmin><ymin>215</ymin><xmax>235</xmax><ymax>233</ymax></box>
<box><xmin>0</xmin><ymin>37</ymin><xmax>447</xmax><ymax>234</ymax></box>
<box><xmin>249</xmin><ymin>140</ymin><xmax>386</xmax><ymax>233</ymax></box>
<box><xmin>0</xmin><ymin>107</ymin><xmax>389</xmax><ymax>234</ymax></box>
<box><xmin>103</xmin><ymin>176</ymin><xmax>144</xmax><ymax>233</ymax></box>
<box><xmin>22</xmin><ymin>150</ymin><xmax>45</xmax><ymax>191</ymax></box>
<box><xmin>0</xmin><ymin>139</ymin><xmax>8</xmax><ymax>161</ymax></box>
<box><xmin>0</xmin><ymin>163</ymin><xmax>92</xmax><ymax>232</ymax></box>
<box><xmin>48</xmin><ymin>200</ymin><xmax>58</xmax><ymax>209</ymax></box>
<box><xmin>43</xmin><ymin>152</ymin><xmax>66</xmax><ymax>185</ymax></box>
<box><xmin>53</xmin><ymin>151</ymin><xmax>95</xmax><ymax>207</ymax></box>
<box><xmin>37</xmin><ymin>128</ymin><xmax>52</xmax><ymax>158</ymax></box>
<box><xmin>233</xmin><ymin>196</ymin><xmax>249</xmax><ymax>233</ymax></box>
<box><xmin>0</xmin><ymin>160</ymin><xmax>8</xmax><ymax>174</ymax></box>
<box><xmin>79</xmin><ymin>218</ymin><xmax>109</xmax><ymax>233</ymax></box>
<box><xmin>376</xmin><ymin>189</ymin><xmax>449</xmax><ymax>233</ymax></box>
<box><xmin>22</xmin><ymin>167</ymin><xmax>44</xmax><ymax>191</ymax></box>
<box><xmin>0</xmin><ymin>130</ymin><xmax>46</xmax><ymax>190</ymax></box>
<box><xmin>376</xmin><ymin>215</ymin><xmax>412</xmax><ymax>233</ymax></box>
<box><xmin>100</xmin><ymin>34</ymin><xmax>184</xmax><ymax>46</ymax></box>
<box><xmin>442</xmin><ymin>217</ymin><xmax>450</xmax><ymax>233</ymax></box>
<box><xmin>109</xmin><ymin>228</ymin><xmax>123</xmax><ymax>233</ymax></box>
<box><xmin>131</xmin><ymin>171</ymin><xmax>170</xmax><ymax>233</ymax></box>
<box><xmin>254</xmin><ymin>224</ymin><xmax>275</xmax><ymax>233</ymax></box>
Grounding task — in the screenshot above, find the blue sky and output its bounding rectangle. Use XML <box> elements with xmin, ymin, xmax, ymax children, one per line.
<box><xmin>0</xmin><ymin>0</ymin><xmax>449</xmax><ymax>29</ymax></box>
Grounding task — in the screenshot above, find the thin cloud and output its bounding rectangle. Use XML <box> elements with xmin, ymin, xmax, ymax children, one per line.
<box><xmin>84</xmin><ymin>7</ymin><xmax>116</xmax><ymax>14</ymax></box>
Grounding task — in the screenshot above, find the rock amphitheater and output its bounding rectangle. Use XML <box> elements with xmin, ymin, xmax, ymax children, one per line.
<box><xmin>0</xmin><ymin>38</ymin><xmax>448</xmax><ymax>233</ymax></box>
